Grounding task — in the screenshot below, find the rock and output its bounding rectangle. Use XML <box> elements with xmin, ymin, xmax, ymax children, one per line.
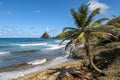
<box><xmin>41</xmin><ymin>32</ymin><xmax>51</xmax><ymax>38</ymax></box>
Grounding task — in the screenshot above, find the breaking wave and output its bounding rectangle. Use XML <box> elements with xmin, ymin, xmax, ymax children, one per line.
<box><xmin>16</xmin><ymin>43</ymin><xmax>48</xmax><ymax>47</ymax></box>
<box><xmin>27</xmin><ymin>59</ymin><xmax>47</xmax><ymax>65</ymax></box>
<box><xmin>0</xmin><ymin>51</ymin><xmax>10</xmax><ymax>56</ymax></box>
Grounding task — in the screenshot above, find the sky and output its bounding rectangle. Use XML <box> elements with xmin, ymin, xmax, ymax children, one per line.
<box><xmin>0</xmin><ymin>0</ymin><xmax>119</xmax><ymax>38</ymax></box>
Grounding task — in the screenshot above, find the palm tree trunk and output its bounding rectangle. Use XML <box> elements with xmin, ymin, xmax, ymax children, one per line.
<box><xmin>85</xmin><ymin>40</ymin><xmax>104</xmax><ymax>73</ymax></box>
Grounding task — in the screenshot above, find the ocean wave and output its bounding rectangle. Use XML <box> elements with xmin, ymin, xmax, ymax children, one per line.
<box><xmin>0</xmin><ymin>51</ymin><xmax>10</xmax><ymax>56</ymax></box>
<box><xmin>45</xmin><ymin>44</ymin><xmax>65</xmax><ymax>50</ymax></box>
<box><xmin>27</xmin><ymin>59</ymin><xmax>47</xmax><ymax>65</ymax></box>
<box><xmin>16</xmin><ymin>43</ymin><xmax>48</xmax><ymax>47</ymax></box>
<box><xmin>55</xmin><ymin>40</ymin><xmax>62</xmax><ymax>43</ymax></box>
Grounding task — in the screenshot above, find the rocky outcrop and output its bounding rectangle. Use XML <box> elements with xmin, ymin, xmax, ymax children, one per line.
<box><xmin>41</xmin><ymin>32</ymin><xmax>51</xmax><ymax>38</ymax></box>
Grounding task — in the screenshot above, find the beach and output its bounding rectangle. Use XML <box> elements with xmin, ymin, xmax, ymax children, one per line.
<box><xmin>12</xmin><ymin>60</ymin><xmax>84</xmax><ymax>80</ymax></box>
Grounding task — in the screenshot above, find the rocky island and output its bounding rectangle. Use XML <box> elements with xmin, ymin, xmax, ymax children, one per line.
<box><xmin>41</xmin><ymin>32</ymin><xmax>51</xmax><ymax>38</ymax></box>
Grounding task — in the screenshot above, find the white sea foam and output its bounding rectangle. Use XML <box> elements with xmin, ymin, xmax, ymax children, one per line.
<box><xmin>45</xmin><ymin>44</ymin><xmax>65</xmax><ymax>50</ymax></box>
<box><xmin>55</xmin><ymin>40</ymin><xmax>62</xmax><ymax>43</ymax></box>
<box><xmin>27</xmin><ymin>59</ymin><xmax>47</xmax><ymax>65</ymax></box>
<box><xmin>0</xmin><ymin>56</ymin><xmax>69</xmax><ymax>80</ymax></box>
<box><xmin>0</xmin><ymin>51</ymin><xmax>10</xmax><ymax>56</ymax></box>
<box><xmin>16</xmin><ymin>43</ymin><xmax>48</xmax><ymax>47</ymax></box>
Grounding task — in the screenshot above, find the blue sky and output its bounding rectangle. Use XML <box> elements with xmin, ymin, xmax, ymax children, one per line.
<box><xmin>0</xmin><ymin>0</ymin><xmax>119</xmax><ymax>38</ymax></box>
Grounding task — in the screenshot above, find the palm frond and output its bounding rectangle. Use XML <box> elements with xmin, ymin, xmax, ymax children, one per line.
<box><xmin>94</xmin><ymin>18</ymin><xmax>110</xmax><ymax>24</ymax></box>
<box><xmin>58</xmin><ymin>30</ymin><xmax>79</xmax><ymax>38</ymax></box>
<box><xmin>93</xmin><ymin>25</ymin><xmax>115</xmax><ymax>32</ymax></box>
<box><xmin>71</xmin><ymin>5</ymin><xmax>88</xmax><ymax>28</ymax></box>
<box><xmin>91</xmin><ymin>32</ymin><xmax>118</xmax><ymax>40</ymax></box>
<box><xmin>84</xmin><ymin>8</ymin><xmax>100</xmax><ymax>27</ymax></box>
<box><xmin>78</xmin><ymin>4</ymin><xmax>89</xmax><ymax>26</ymax></box>
<box><xmin>87</xmin><ymin>22</ymin><xmax>100</xmax><ymax>29</ymax></box>
<box><xmin>71</xmin><ymin>9</ymin><xmax>81</xmax><ymax>27</ymax></box>
<box><xmin>79</xmin><ymin>4</ymin><xmax>88</xmax><ymax>14</ymax></box>
<box><xmin>87</xmin><ymin>18</ymin><xmax>110</xmax><ymax>29</ymax></box>
<box><xmin>63</xmin><ymin>27</ymin><xmax>78</xmax><ymax>32</ymax></box>
<box><xmin>59</xmin><ymin>31</ymin><xmax>79</xmax><ymax>45</ymax></box>
<box><xmin>59</xmin><ymin>37</ymin><xmax>71</xmax><ymax>45</ymax></box>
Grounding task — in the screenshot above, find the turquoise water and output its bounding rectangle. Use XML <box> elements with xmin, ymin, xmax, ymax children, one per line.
<box><xmin>0</xmin><ymin>38</ymin><xmax>66</xmax><ymax>69</ymax></box>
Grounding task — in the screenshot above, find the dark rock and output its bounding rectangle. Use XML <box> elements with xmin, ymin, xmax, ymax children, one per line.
<box><xmin>41</xmin><ymin>32</ymin><xmax>51</xmax><ymax>38</ymax></box>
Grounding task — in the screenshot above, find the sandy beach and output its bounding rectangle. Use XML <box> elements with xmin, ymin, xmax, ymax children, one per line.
<box><xmin>12</xmin><ymin>59</ymin><xmax>84</xmax><ymax>80</ymax></box>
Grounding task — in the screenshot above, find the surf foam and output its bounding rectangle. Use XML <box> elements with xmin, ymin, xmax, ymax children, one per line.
<box><xmin>45</xmin><ymin>44</ymin><xmax>65</xmax><ymax>50</ymax></box>
<box><xmin>0</xmin><ymin>51</ymin><xmax>10</xmax><ymax>56</ymax></box>
<box><xmin>16</xmin><ymin>43</ymin><xmax>48</xmax><ymax>47</ymax></box>
<box><xmin>27</xmin><ymin>59</ymin><xmax>47</xmax><ymax>65</ymax></box>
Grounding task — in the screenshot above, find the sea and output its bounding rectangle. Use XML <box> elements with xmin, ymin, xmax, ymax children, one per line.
<box><xmin>0</xmin><ymin>38</ymin><xmax>70</xmax><ymax>80</ymax></box>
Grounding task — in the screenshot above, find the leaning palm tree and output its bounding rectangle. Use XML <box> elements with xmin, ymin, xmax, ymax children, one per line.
<box><xmin>60</xmin><ymin>4</ymin><xmax>112</xmax><ymax>74</ymax></box>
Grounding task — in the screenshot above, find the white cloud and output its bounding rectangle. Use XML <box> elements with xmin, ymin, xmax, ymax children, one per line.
<box><xmin>0</xmin><ymin>26</ymin><xmax>34</xmax><ymax>37</ymax></box>
<box><xmin>34</xmin><ymin>10</ymin><xmax>40</xmax><ymax>13</ymax></box>
<box><xmin>88</xmin><ymin>0</ymin><xmax>109</xmax><ymax>13</ymax></box>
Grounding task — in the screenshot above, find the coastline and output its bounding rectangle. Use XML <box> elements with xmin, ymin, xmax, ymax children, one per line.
<box><xmin>0</xmin><ymin>54</ymin><xmax>70</xmax><ymax>80</ymax></box>
<box><xmin>12</xmin><ymin>59</ymin><xmax>83</xmax><ymax>80</ymax></box>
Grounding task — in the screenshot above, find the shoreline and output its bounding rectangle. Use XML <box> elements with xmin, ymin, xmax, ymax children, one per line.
<box><xmin>12</xmin><ymin>59</ymin><xmax>82</xmax><ymax>80</ymax></box>
<box><xmin>0</xmin><ymin>55</ymin><xmax>70</xmax><ymax>80</ymax></box>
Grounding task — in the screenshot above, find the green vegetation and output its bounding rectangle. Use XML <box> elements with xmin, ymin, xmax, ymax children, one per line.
<box><xmin>58</xmin><ymin>3</ymin><xmax>120</xmax><ymax>80</ymax></box>
<box><xmin>107</xmin><ymin>16</ymin><xmax>120</xmax><ymax>28</ymax></box>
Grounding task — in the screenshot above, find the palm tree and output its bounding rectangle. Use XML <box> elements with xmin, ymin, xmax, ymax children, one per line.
<box><xmin>60</xmin><ymin>4</ymin><xmax>112</xmax><ymax>73</ymax></box>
